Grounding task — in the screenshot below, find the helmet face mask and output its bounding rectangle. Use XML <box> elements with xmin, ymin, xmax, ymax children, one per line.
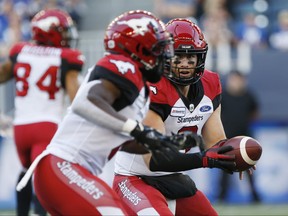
<box><xmin>104</xmin><ymin>10</ymin><xmax>174</xmax><ymax>83</ymax></box>
<box><xmin>165</xmin><ymin>18</ymin><xmax>208</xmax><ymax>86</ymax></box>
<box><xmin>65</xmin><ymin>25</ymin><xmax>79</xmax><ymax>48</ymax></box>
<box><xmin>31</xmin><ymin>9</ymin><xmax>78</xmax><ymax>48</ymax></box>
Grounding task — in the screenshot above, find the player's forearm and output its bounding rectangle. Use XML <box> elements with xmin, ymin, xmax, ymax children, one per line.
<box><xmin>71</xmin><ymin>80</ymin><xmax>134</xmax><ymax>134</ymax></box>
<box><xmin>0</xmin><ymin>61</ymin><xmax>13</xmax><ymax>83</ymax></box>
<box><xmin>65</xmin><ymin>70</ymin><xmax>81</xmax><ymax>102</ymax></box>
<box><xmin>149</xmin><ymin>151</ymin><xmax>203</xmax><ymax>172</ymax></box>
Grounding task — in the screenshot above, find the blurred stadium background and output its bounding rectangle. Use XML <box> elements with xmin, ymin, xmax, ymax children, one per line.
<box><xmin>1</xmin><ymin>0</ymin><xmax>288</xmax><ymax>215</ymax></box>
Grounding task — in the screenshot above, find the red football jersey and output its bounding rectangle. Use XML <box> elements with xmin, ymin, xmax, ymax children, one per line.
<box><xmin>149</xmin><ymin>69</ymin><xmax>222</xmax><ymax>135</ymax></box>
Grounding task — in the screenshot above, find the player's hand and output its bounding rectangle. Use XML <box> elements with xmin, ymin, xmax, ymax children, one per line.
<box><xmin>130</xmin><ymin>123</ymin><xmax>179</xmax><ymax>161</ymax></box>
<box><xmin>239</xmin><ymin>165</ymin><xmax>256</xmax><ymax>180</ymax></box>
<box><xmin>201</xmin><ymin>145</ymin><xmax>236</xmax><ymax>174</ymax></box>
<box><xmin>165</xmin><ymin>131</ymin><xmax>203</xmax><ymax>150</ymax></box>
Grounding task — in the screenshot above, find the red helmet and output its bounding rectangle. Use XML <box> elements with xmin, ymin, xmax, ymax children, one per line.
<box><xmin>31</xmin><ymin>9</ymin><xmax>78</xmax><ymax>48</ymax></box>
<box><xmin>104</xmin><ymin>10</ymin><xmax>174</xmax><ymax>83</ymax></box>
<box><xmin>165</xmin><ymin>18</ymin><xmax>208</xmax><ymax>85</ymax></box>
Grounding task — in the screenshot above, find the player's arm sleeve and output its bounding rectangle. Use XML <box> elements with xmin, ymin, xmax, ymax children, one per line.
<box><xmin>149</xmin><ymin>151</ymin><xmax>203</xmax><ymax>172</ymax></box>
<box><xmin>71</xmin><ymin>67</ymin><xmax>140</xmax><ymax>134</ymax></box>
<box><xmin>89</xmin><ymin>65</ymin><xmax>140</xmax><ymax>110</ymax></box>
<box><xmin>60</xmin><ymin>50</ymin><xmax>85</xmax><ymax>89</ymax></box>
<box><xmin>212</xmin><ymin>94</ymin><xmax>221</xmax><ymax>111</ymax></box>
<box><xmin>71</xmin><ymin>79</ymin><xmax>134</xmax><ymax>133</ymax></box>
<box><xmin>212</xmin><ymin>73</ymin><xmax>222</xmax><ymax>110</ymax></box>
<box><xmin>148</xmin><ymin>81</ymin><xmax>172</xmax><ymax>121</ymax></box>
<box><xmin>149</xmin><ymin>102</ymin><xmax>171</xmax><ymax>121</ymax></box>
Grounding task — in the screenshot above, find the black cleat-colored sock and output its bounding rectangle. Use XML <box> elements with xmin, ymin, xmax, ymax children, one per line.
<box><xmin>33</xmin><ymin>194</ymin><xmax>47</xmax><ymax>216</ymax></box>
<box><xmin>16</xmin><ymin>171</ymin><xmax>32</xmax><ymax>216</ymax></box>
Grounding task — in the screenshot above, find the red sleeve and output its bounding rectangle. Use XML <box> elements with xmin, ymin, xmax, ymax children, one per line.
<box><xmin>97</xmin><ymin>54</ymin><xmax>144</xmax><ymax>91</ymax></box>
<box><xmin>148</xmin><ymin>78</ymin><xmax>180</xmax><ymax>120</ymax></box>
<box><xmin>61</xmin><ymin>48</ymin><xmax>85</xmax><ymax>70</ymax></box>
<box><xmin>9</xmin><ymin>42</ymin><xmax>26</xmax><ymax>59</ymax></box>
<box><xmin>201</xmin><ymin>70</ymin><xmax>222</xmax><ymax>100</ymax></box>
<box><xmin>149</xmin><ymin>78</ymin><xmax>169</xmax><ymax>104</ymax></box>
<box><xmin>201</xmin><ymin>70</ymin><xmax>222</xmax><ymax>110</ymax></box>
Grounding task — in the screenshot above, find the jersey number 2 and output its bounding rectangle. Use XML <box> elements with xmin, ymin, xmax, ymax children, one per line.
<box><xmin>14</xmin><ymin>62</ymin><xmax>60</xmax><ymax>99</ymax></box>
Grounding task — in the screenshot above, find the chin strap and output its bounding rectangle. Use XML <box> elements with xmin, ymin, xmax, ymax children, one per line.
<box><xmin>117</xmin><ymin>42</ymin><xmax>155</xmax><ymax>70</ymax></box>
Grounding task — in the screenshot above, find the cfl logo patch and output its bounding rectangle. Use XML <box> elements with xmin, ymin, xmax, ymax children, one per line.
<box><xmin>149</xmin><ymin>86</ymin><xmax>157</xmax><ymax>95</ymax></box>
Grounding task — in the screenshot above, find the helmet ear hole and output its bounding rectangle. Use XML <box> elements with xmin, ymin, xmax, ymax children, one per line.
<box><xmin>142</xmin><ymin>47</ymin><xmax>150</xmax><ymax>56</ymax></box>
<box><xmin>136</xmin><ymin>44</ymin><xmax>140</xmax><ymax>52</ymax></box>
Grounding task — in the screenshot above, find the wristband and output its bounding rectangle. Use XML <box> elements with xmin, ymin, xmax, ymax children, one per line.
<box><xmin>202</xmin><ymin>156</ymin><xmax>209</xmax><ymax>167</ymax></box>
<box><xmin>122</xmin><ymin>119</ymin><xmax>138</xmax><ymax>133</ymax></box>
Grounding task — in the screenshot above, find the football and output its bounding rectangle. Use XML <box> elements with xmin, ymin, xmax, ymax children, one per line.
<box><xmin>223</xmin><ymin>136</ymin><xmax>262</xmax><ymax>172</ymax></box>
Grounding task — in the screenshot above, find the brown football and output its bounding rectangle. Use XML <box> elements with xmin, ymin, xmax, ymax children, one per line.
<box><xmin>223</xmin><ymin>136</ymin><xmax>262</xmax><ymax>172</ymax></box>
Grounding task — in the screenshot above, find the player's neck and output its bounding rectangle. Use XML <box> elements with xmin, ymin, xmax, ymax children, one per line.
<box><xmin>177</xmin><ymin>85</ymin><xmax>190</xmax><ymax>97</ymax></box>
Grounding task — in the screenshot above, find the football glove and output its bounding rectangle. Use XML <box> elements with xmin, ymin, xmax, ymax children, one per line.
<box><xmin>212</xmin><ymin>139</ymin><xmax>228</xmax><ymax>147</ymax></box>
<box><xmin>165</xmin><ymin>131</ymin><xmax>204</xmax><ymax>150</ymax></box>
<box><xmin>201</xmin><ymin>144</ymin><xmax>236</xmax><ymax>174</ymax></box>
<box><xmin>129</xmin><ymin>122</ymin><xmax>179</xmax><ymax>161</ymax></box>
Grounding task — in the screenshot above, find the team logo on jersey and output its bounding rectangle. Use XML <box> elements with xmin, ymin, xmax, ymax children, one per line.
<box><xmin>117</xmin><ymin>17</ymin><xmax>159</xmax><ymax>36</ymax></box>
<box><xmin>118</xmin><ymin>179</ymin><xmax>141</xmax><ymax>205</ymax></box>
<box><xmin>177</xmin><ymin>115</ymin><xmax>204</xmax><ymax>123</ymax></box>
<box><xmin>189</xmin><ymin>104</ymin><xmax>194</xmax><ymax>112</ymax></box>
<box><xmin>110</xmin><ymin>59</ymin><xmax>135</xmax><ymax>74</ymax></box>
<box><xmin>57</xmin><ymin>161</ymin><xmax>104</xmax><ymax>200</ymax></box>
<box><xmin>170</xmin><ymin>107</ymin><xmax>186</xmax><ymax>117</ymax></box>
<box><xmin>200</xmin><ymin>105</ymin><xmax>212</xmax><ymax>112</ymax></box>
<box><xmin>149</xmin><ymin>85</ymin><xmax>157</xmax><ymax>95</ymax></box>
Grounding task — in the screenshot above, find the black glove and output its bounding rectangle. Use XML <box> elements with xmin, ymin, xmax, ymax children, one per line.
<box><xmin>201</xmin><ymin>145</ymin><xmax>236</xmax><ymax>174</ymax></box>
<box><xmin>130</xmin><ymin>123</ymin><xmax>179</xmax><ymax>161</ymax></box>
<box><xmin>165</xmin><ymin>131</ymin><xmax>204</xmax><ymax>150</ymax></box>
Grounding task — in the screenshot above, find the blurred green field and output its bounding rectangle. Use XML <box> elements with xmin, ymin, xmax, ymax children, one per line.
<box><xmin>1</xmin><ymin>204</ymin><xmax>288</xmax><ymax>216</ymax></box>
<box><xmin>215</xmin><ymin>204</ymin><xmax>288</xmax><ymax>216</ymax></box>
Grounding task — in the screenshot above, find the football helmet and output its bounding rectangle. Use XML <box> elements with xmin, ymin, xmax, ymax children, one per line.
<box><xmin>104</xmin><ymin>10</ymin><xmax>174</xmax><ymax>83</ymax></box>
<box><xmin>31</xmin><ymin>9</ymin><xmax>78</xmax><ymax>48</ymax></box>
<box><xmin>165</xmin><ymin>18</ymin><xmax>208</xmax><ymax>85</ymax></box>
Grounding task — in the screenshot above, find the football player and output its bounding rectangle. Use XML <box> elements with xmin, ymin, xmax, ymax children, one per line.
<box><xmin>0</xmin><ymin>9</ymin><xmax>84</xmax><ymax>216</ymax></box>
<box><xmin>112</xmin><ymin>18</ymin><xmax>237</xmax><ymax>215</ymax></box>
<box><xmin>16</xmin><ymin>10</ymin><xmax>176</xmax><ymax>215</ymax></box>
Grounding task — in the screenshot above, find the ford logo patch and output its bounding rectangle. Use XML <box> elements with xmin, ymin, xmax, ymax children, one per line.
<box><xmin>200</xmin><ymin>105</ymin><xmax>211</xmax><ymax>112</ymax></box>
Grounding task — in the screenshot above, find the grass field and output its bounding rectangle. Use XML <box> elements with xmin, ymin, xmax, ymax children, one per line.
<box><xmin>1</xmin><ymin>204</ymin><xmax>288</xmax><ymax>216</ymax></box>
<box><xmin>215</xmin><ymin>204</ymin><xmax>288</xmax><ymax>216</ymax></box>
